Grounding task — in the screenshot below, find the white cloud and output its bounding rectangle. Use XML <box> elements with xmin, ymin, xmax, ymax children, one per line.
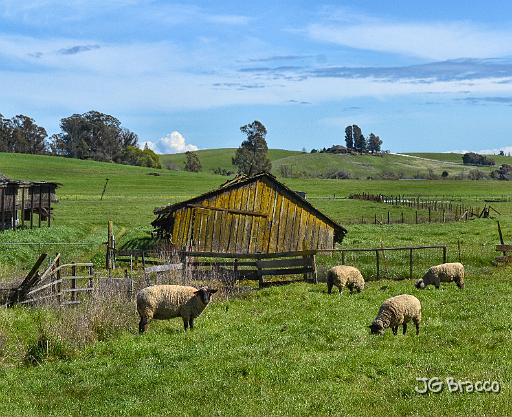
<box><xmin>307</xmin><ymin>20</ymin><xmax>512</xmax><ymax>60</ymax></box>
<box><xmin>449</xmin><ymin>146</ymin><xmax>512</xmax><ymax>155</ymax></box>
<box><xmin>145</xmin><ymin>131</ymin><xmax>199</xmax><ymax>154</ymax></box>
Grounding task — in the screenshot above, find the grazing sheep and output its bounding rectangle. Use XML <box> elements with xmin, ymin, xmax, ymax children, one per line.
<box><xmin>415</xmin><ymin>262</ymin><xmax>464</xmax><ymax>290</ymax></box>
<box><xmin>326</xmin><ymin>265</ymin><xmax>365</xmax><ymax>294</ymax></box>
<box><xmin>137</xmin><ymin>285</ymin><xmax>217</xmax><ymax>333</ymax></box>
<box><xmin>369</xmin><ymin>294</ymin><xmax>421</xmax><ymax>336</ymax></box>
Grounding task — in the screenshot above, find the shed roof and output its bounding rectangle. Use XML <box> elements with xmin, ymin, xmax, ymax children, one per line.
<box><xmin>153</xmin><ymin>172</ymin><xmax>347</xmax><ymax>241</ymax></box>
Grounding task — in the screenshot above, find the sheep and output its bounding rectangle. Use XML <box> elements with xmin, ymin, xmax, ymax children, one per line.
<box><xmin>369</xmin><ymin>294</ymin><xmax>421</xmax><ymax>336</ymax></box>
<box><xmin>415</xmin><ymin>262</ymin><xmax>464</xmax><ymax>290</ymax></box>
<box><xmin>326</xmin><ymin>265</ymin><xmax>365</xmax><ymax>294</ymax></box>
<box><xmin>136</xmin><ymin>285</ymin><xmax>217</xmax><ymax>333</ymax></box>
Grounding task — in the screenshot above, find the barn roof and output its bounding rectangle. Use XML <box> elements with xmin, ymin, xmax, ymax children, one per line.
<box><xmin>153</xmin><ymin>172</ymin><xmax>347</xmax><ymax>241</ymax></box>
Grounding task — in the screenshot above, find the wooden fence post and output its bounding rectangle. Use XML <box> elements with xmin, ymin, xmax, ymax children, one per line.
<box><xmin>71</xmin><ymin>263</ymin><xmax>77</xmax><ymax>303</ymax></box>
<box><xmin>375</xmin><ymin>250</ymin><xmax>380</xmax><ymax>279</ymax></box>
<box><xmin>56</xmin><ymin>255</ymin><xmax>61</xmax><ymax>305</ymax></box>
<box><xmin>341</xmin><ymin>251</ymin><xmax>345</xmax><ymax>265</ymax></box>
<box><xmin>415</xmin><ymin>211</ymin><xmax>418</xmax><ymax>224</ymax></box>
<box><xmin>257</xmin><ymin>258</ymin><xmax>264</xmax><ymax>288</ymax></box>
<box><xmin>442</xmin><ymin>246</ymin><xmax>447</xmax><ymax>263</ymax></box>
<box><xmin>409</xmin><ymin>248</ymin><xmax>413</xmax><ymax>279</ymax></box>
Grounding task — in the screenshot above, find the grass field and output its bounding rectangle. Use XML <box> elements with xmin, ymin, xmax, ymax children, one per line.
<box><xmin>160</xmin><ymin>148</ymin><xmax>512</xmax><ymax>179</ymax></box>
<box><xmin>0</xmin><ymin>152</ymin><xmax>511</xmax><ymax>416</ymax></box>
<box><xmin>0</xmin><ymin>274</ymin><xmax>510</xmax><ymax>416</ymax></box>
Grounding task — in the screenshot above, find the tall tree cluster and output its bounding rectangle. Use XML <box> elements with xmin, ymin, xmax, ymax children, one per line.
<box><xmin>232</xmin><ymin>120</ymin><xmax>272</xmax><ymax>176</ymax></box>
<box><xmin>0</xmin><ymin>114</ymin><xmax>48</xmax><ymax>154</ymax></box>
<box><xmin>0</xmin><ymin>110</ymin><xmax>161</xmax><ymax>168</ymax></box>
<box><xmin>51</xmin><ymin>111</ymin><xmax>139</xmax><ymax>163</ymax></box>
<box><xmin>344</xmin><ymin>124</ymin><xmax>382</xmax><ymax>153</ymax></box>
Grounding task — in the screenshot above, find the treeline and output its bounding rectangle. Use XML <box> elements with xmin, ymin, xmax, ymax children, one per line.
<box><xmin>310</xmin><ymin>124</ymin><xmax>383</xmax><ymax>154</ymax></box>
<box><xmin>0</xmin><ymin>111</ymin><xmax>160</xmax><ymax>168</ymax></box>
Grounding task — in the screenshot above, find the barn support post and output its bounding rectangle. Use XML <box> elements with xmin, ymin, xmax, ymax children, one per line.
<box><xmin>0</xmin><ymin>187</ymin><xmax>4</xmax><ymax>230</ymax></box>
<box><xmin>30</xmin><ymin>187</ymin><xmax>34</xmax><ymax>229</ymax></box>
<box><xmin>11</xmin><ymin>186</ymin><xmax>16</xmax><ymax>230</ymax></box>
<box><xmin>38</xmin><ymin>185</ymin><xmax>42</xmax><ymax>228</ymax></box>
<box><xmin>47</xmin><ymin>186</ymin><xmax>51</xmax><ymax>227</ymax></box>
<box><xmin>20</xmin><ymin>188</ymin><xmax>25</xmax><ymax>228</ymax></box>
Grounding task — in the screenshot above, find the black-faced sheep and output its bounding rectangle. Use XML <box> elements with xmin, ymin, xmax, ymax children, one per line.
<box><xmin>369</xmin><ymin>294</ymin><xmax>421</xmax><ymax>336</ymax></box>
<box><xmin>415</xmin><ymin>262</ymin><xmax>464</xmax><ymax>290</ymax></box>
<box><xmin>136</xmin><ymin>285</ymin><xmax>217</xmax><ymax>333</ymax></box>
<box><xmin>326</xmin><ymin>265</ymin><xmax>365</xmax><ymax>294</ymax></box>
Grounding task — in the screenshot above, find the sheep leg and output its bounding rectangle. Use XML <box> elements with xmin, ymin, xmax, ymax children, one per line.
<box><xmin>189</xmin><ymin>318</ymin><xmax>194</xmax><ymax>330</ymax></box>
<box><xmin>138</xmin><ymin>316</ymin><xmax>148</xmax><ymax>334</ymax></box>
<box><xmin>414</xmin><ymin>320</ymin><xmax>420</xmax><ymax>335</ymax></box>
<box><xmin>402</xmin><ymin>323</ymin><xmax>407</xmax><ymax>335</ymax></box>
<box><xmin>392</xmin><ymin>326</ymin><xmax>398</xmax><ymax>335</ymax></box>
<box><xmin>183</xmin><ymin>318</ymin><xmax>189</xmax><ymax>331</ymax></box>
<box><xmin>327</xmin><ymin>282</ymin><xmax>333</xmax><ymax>294</ymax></box>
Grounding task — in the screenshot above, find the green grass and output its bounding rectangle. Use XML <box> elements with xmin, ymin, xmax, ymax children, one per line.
<box><xmin>406</xmin><ymin>152</ymin><xmax>512</xmax><ymax>167</ymax></box>
<box><xmin>0</xmin><ymin>274</ymin><xmax>510</xmax><ymax>416</ymax></box>
<box><xmin>160</xmin><ymin>148</ymin><xmax>301</xmax><ymax>173</ymax></box>
<box><xmin>0</xmin><ymin>152</ymin><xmax>511</xmax><ymax>415</ymax></box>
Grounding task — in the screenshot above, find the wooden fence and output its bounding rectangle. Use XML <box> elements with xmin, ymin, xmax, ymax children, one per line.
<box><xmin>7</xmin><ymin>254</ymin><xmax>95</xmax><ymax>307</ymax></box>
<box><xmin>144</xmin><ymin>250</ymin><xmax>317</xmax><ymax>288</ymax></box>
<box><xmin>317</xmin><ymin>245</ymin><xmax>447</xmax><ymax>279</ymax></box>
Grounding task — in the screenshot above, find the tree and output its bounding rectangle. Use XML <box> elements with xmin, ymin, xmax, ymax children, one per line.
<box><xmin>0</xmin><ymin>114</ymin><xmax>47</xmax><ymax>154</ymax></box>
<box><xmin>122</xmin><ymin>146</ymin><xmax>161</xmax><ymax>168</ymax></box>
<box><xmin>51</xmin><ymin>110</ymin><xmax>138</xmax><ymax>163</ymax></box>
<box><xmin>344</xmin><ymin>125</ymin><xmax>353</xmax><ymax>149</ymax></box>
<box><xmin>352</xmin><ymin>125</ymin><xmax>367</xmax><ymax>152</ymax></box>
<box><xmin>368</xmin><ymin>133</ymin><xmax>383</xmax><ymax>153</ymax></box>
<box><xmin>462</xmin><ymin>152</ymin><xmax>495</xmax><ymax>166</ymax></box>
<box><xmin>184</xmin><ymin>151</ymin><xmax>202</xmax><ymax>172</ymax></box>
<box><xmin>232</xmin><ymin>120</ymin><xmax>272</xmax><ymax>176</ymax></box>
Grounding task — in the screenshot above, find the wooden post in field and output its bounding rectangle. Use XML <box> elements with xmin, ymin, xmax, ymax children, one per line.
<box><xmin>30</xmin><ymin>187</ymin><xmax>34</xmax><ymax>229</ymax></box>
<box><xmin>47</xmin><ymin>186</ymin><xmax>51</xmax><ymax>227</ymax></box>
<box><xmin>71</xmin><ymin>263</ymin><xmax>77</xmax><ymax>304</ymax></box>
<box><xmin>341</xmin><ymin>251</ymin><xmax>345</xmax><ymax>265</ymax></box>
<box><xmin>38</xmin><ymin>185</ymin><xmax>42</xmax><ymax>228</ymax></box>
<box><xmin>415</xmin><ymin>210</ymin><xmax>418</xmax><ymax>224</ymax></box>
<box><xmin>374</xmin><ymin>214</ymin><xmax>377</xmax><ymax>224</ymax></box>
<box><xmin>11</xmin><ymin>186</ymin><xmax>16</xmax><ymax>230</ymax></box>
<box><xmin>375</xmin><ymin>250</ymin><xmax>380</xmax><ymax>279</ymax></box>
<box><xmin>106</xmin><ymin>220</ymin><xmax>114</xmax><ymax>275</ymax></box>
<box><xmin>409</xmin><ymin>248</ymin><xmax>413</xmax><ymax>279</ymax></box>
<box><xmin>20</xmin><ymin>188</ymin><xmax>25</xmax><ymax>228</ymax></box>
<box><xmin>56</xmin><ymin>255</ymin><xmax>61</xmax><ymax>305</ymax></box>
<box><xmin>401</xmin><ymin>212</ymin><xmax>404</xmax><ymax>224</ymax></box>
<box><xmin>443</xmin><ymin>210</ymin><xmax>446</xmax><ymax>223</ymax></box>
<box><xmin>387</xmin><ymin>211</ymin><xmax>390</xmax><ymax>224</ymax></box>
<box><xmin>442</xmin><ymin>246</ymin><xmax>447</xmax><ymax>263</ymax></box>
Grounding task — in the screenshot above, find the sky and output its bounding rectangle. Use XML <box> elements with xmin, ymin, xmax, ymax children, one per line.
<box><xmin>2</xmin><ymin>1</ymin><xmax>512</xmax><ymax>153</ymax></box>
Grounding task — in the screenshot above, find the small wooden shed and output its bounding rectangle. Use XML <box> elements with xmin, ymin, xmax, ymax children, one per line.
<box><xmin>0</xmin><ymin>180</ymin><xmax>58</xmax><ymax>230</ymax></box>
<box><xmin>152</xmin><ymin>173</ymin><xmax>347</xmax><ymax>253</ymax></box>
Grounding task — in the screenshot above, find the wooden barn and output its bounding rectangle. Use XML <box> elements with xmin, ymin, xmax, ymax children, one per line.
<box><xmin>152</xmin><ymin>173</ymin><xmax>347</xmax><ymax>254</ymax></box>
<box><xmin>0</xmin><ymin>180</ymin><xmax>58</xmax><ymax>231</ymax></box>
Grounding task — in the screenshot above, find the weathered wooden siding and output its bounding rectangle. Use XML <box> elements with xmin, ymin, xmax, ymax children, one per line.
<box><xmin>169</xmin><ymin>178</ymin><xmax>336</xmax><ymax>253</ymax></box>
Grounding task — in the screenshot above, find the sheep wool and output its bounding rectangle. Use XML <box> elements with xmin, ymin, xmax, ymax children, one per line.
<box><xmin>137</xmin><ymin>285</ymin><xmax>217</xmax><ymax>333</ymax></box>
<box><xmin>416</xmin><ymin>262</ymin><xmax>464</xmax><ymax>290</ymax></box>
<box><xmin>370</xmin><ymin>294</ymin><xmax>421</xmax><ymax>336</ymax></box>
<box><xmin>327</xmin><ymin>265</ymin><xmax>365</xmax><ymax>294</ymax></box>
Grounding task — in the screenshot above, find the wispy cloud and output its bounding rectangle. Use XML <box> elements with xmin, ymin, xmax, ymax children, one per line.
<box><xmin>458</xmin><ymin>96</ymin><xmax>512</xmax><ymax>105</ymax></box>
<box><xmin>307</xmin><ymin>11</ymin><xmax>512</xmax><ymax>60</ymax></box>
<box><xmin>58</xmin><ymin>44</ymin><xmax>101</xmax><ymax>55</ymax></box>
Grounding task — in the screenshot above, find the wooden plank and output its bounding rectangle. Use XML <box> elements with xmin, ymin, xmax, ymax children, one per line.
<box><xmin>260</xmin><ymin>267</ymin><xmax>314</xmax><ymax>277</ymax></box>
<box><xmin>259</xmin><ymin>183</ymin><xmax>274</xmax><ymax>253</ymax></box>
<box><xmin>241</xmin><ymin>183</ymin><xmax>255</xmax><ymax>253</ymax></box>
<box><xmin>180</xmin><ymin>249</ymin><xmax>318</xmax><ymax>259</ymax></box>
<box><xmin>269</xmin><ymin>193</ymin><xmax>284</xmax><ymax>253</ymax></box>
<box><xmin>186</xmin><ymin>204</ymin><xmax>267</xmax><ymax>218</ymax></box>
<box><xmin>249</xmin><ymin>181</ymin><xmax>263</xmax><ymax>253</ymax></box>
<box><xmin>172</xmin><ymin>209</ymin><xmax>183</xmax><ymax>245</ymax></box>
<box><xmin>257</xmin><ymin>258</ymin><xmax>310</xmax><ymax>269</ymax></box>
<box><xmin>144</xmin><ymin>263</ymin><xmax>184</xmax><ymax>273</ymax></box>
<box><xmin>27</xmin><ymin>279</ymin><xmax>63</xmax><ymax>296</ymax></box>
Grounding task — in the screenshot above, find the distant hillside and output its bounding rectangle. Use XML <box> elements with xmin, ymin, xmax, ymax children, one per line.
<box><xmin>160</xmin><ymin>148</ymin><xmax>301</xmax><ymax>174</ymax></box>
<box><xmin>405</xmin><ymin>152</ymin><xmax>512</xmax><ymax>166</ymax></box>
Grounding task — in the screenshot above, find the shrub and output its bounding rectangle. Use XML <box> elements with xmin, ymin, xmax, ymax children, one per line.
<box><xmin>462</xmin><ymin>152</ymin><xmax>495</xmax><ymax>166</ymax></box>
<box><xmin>468</xmin><ymin>169</ymin><xmax>485</xmax><ymax>180</ymax></box>
<box><xmin>491</xmin><ymin>164</ymin><xmax>512</xmax><ymax>180</ymax></box>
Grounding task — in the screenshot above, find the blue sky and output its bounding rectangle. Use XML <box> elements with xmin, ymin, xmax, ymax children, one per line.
<box><xmin>2</xmin><ymin>1</ymin><xmax>512</xmax><ymax>153</ymax></box>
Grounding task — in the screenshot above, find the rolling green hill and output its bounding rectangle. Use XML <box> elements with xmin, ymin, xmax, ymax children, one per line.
<box><xmin>161</xmin><ymin>149</ymin><xmax>507</xmax><ymax>179</ymax></box>
<box><xmin>160</xmin><ymin>148</ymin><xmax>301</xmax><ymax>173</ymax></box>
<box><xmin>405</xmin><ymin>152</ymin><xmax>512</xmax><ymax>166</ymax></box>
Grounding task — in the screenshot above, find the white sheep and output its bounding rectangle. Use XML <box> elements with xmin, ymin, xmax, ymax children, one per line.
<box><xmin>369</xmin><ymin>294</ymin><xmax>421</xmax><ymax>336</ymax></box>
<box><xmin>136</xmin><ymin>285</ymin><xmax>217</xmax><ymax>333</ymax></box>
<box><xmin>326</xmin><ymin>265</ymin><xmax>365</xmax><ymax>294</ymax></box>
<box><xmin>415</xmin><ymin>262</ymin><xmax>464</xmax><ymax>290</ymax></box>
